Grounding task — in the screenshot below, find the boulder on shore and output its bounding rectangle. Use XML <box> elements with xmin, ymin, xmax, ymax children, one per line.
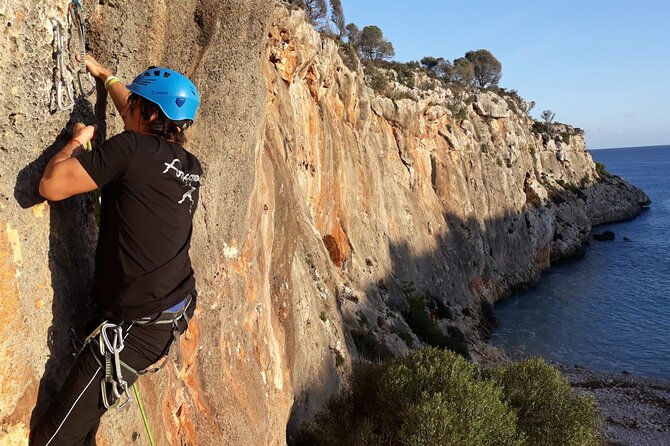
<box><xmin>593</xmin><ymin>230</ymin><xmax>615</xmax><ymax>241</ymax></box>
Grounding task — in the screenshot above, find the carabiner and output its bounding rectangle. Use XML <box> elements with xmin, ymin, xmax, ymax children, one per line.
<box><xmin>56</xmin><ymin>81</ymin><xmax>75</xmax><ymax>111</ymax></box>
<box><xmin>78</xmin><ymin>70</ymin><xmax>97</xmax><ymax>98</ymax></box>
<box><xmin>49</xmin><ymin>17</ymin><xmax>75</xmax><ymax>110</ymax></box>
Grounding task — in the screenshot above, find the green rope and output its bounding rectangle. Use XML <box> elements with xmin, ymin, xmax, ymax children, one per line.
<box><xmin>133</xmin><ymin>382</ymin><xmax>156</xmax><ymax>446</ymax></box>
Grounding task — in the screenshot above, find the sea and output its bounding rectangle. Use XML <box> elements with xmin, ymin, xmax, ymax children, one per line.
<box><xmin>491</xmin><ymin>145</ymin><xmax>670</xmax><ymax>379</ymax></box>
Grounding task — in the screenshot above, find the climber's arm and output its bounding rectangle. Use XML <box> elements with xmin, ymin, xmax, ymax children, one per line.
<box><xmin>39</xmin><ymin>124</ymin><xmax>97</xmax><ymax>201</ymax></box>
<box><xmin>85</xmin><ymin>54</ymin><xmax>131</xmax><ymax>115</ymax></box>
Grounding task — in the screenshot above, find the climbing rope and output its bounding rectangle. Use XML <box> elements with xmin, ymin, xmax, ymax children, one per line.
<box><xmin>133</xmin><ymin>383</ymin><xmax>156</xmax><ymax>446</ymax></box>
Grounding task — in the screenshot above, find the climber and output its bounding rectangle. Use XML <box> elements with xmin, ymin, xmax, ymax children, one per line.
<box><xmin>31</xmin><ymin>55</ymin><xmax>202</xmax><ymax>446</ymax></box>
<box><xmin>428</xmin><ymin>297</ymin><xmax>438</xmax><ymax>320</ymax></box>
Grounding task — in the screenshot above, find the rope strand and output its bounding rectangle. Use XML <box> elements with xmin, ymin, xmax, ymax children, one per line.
<box><xmin>133</xmin><ymin>382</ymin><xmax>155</xmax><ymax>446</ymax></box>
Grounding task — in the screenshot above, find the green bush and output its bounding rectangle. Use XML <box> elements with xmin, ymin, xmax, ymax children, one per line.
<box><xmin>531</xmin><ymin>121</ymin><xmax>550</xmax><ymax>135</ymax></box>
<box><xmin>405</xmin><ymin>296</ymin><xmax>445</xmax><ymax>345</ymax></box>
<box><xmin>338</xmin><ymin>41</ymin><xmax>359</xmax><ymax>71</ymax></box>
<box><xmin>399</xmin><ymin>281</ymin><xmax>467</xmax><ymax>355</ymax></box>
<box><xmin>488</xmin><ymin>358</ymin><xmax>602</xmax><ymax>446</ymax></box>
<box><xmin>380</xmin><ymin>349</ymin><xmax>523</xmax><ymax>446</ymax></box>
<box><xmin>302</xmin><ymin>348</ymin><xmax>523</xmax><ymax>446</ymax></box>
<box><xmin>365</xmin><ymin>66</ymin><xmax>389</xmax><ymax>94</ymax></box>
<box><xmin>447</xmin><ymin>103</ymin><xmax>468</xmax><ymax>121</ymax></box>
<box><xmin>560</xmin><ymin>131</ymin><xmax>571</xmax><ymax>145</ymax></box>
<box><xmin>594</xmin><ymin>161</ymin><xmax>610</xmax><ymax>177</ymax></box>
<box><xmin>301</xmin><ymin>351</ymin><xmax>602</xmax><ymax>446</ymax></box>
<box><xmin>385</xmin><ymin>90</ymin><xmax>417</xmax><ymax>101</ymax></box>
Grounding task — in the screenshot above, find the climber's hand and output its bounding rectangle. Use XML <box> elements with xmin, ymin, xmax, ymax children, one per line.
<box><xmin>39</xmin><ymin>123</ymin><xmax>98</xmax><ymax>201</ymax></box>
<box><xmin>72</xmin><ymin>123</ymin><xmax>95</xmax><ymax>148</ymax></box>
<box><xmin>82</xmin><ymin>54</ymin><xmax>111</xmax><ymax>81</ymax></box>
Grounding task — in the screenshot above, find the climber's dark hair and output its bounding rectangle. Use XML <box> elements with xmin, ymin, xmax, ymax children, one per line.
<box><xmin>128</xmin><ymin>93</ymin><xmax>192</xmax><ymax>145</ymax></box>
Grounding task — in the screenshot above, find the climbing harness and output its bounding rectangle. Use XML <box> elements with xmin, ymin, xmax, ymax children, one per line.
<box><xmin>132</xmin><ymin>291</ymin><xmax>194</xmax><ymax>370</ymax></box>
<box><xmin>73</xmin><ymin>291</ymin><xmax>195</xmax><ymax>410</ymax></box>
<box><xmin>49</xmin><ymin>17</ymin><xmax>75</xmax><ymax>110</ymax></box>
<box><xmin>67</xmin><ymin>0</ymin><xmax>96</xmax><ymax>97</ymax></box>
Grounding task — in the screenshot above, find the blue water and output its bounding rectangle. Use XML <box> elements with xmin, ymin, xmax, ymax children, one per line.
<box><xmin>492</xmin><ymin>145</ymin><xmax>670</xmax><ymax>379</ymax></box>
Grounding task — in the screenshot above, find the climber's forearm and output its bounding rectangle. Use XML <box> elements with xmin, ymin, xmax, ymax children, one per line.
<box><xmin>85</xmin><ymin>55</ymin><xmax>130</xmax><ymax>115</ymax></box>
<box><xmin>105</xmin><ymin>79</ymin><xmax>131</xmax><ymax>115</ymax></box>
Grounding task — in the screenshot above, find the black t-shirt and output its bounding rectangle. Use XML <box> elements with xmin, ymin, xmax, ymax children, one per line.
<box><xmin>76</xmin><ymin>131</ymin><xmax>202</xmax><ymax>321</ymax></box>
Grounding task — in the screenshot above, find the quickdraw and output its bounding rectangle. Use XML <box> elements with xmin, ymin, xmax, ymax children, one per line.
<box><xmin>49</xmin><ymin>17</ymin><xmax>75</xmax><ymax>110</ymax></box>
<box><xmin>98</xmin><ymin>323</ymin><xmax>132</xmax><ymax>409</ymax></box>
<box><xmin>49</xmin><ymin>0</ymin><xmax>95</xmax><ymax>111</ymax></box>
<box><xmin>68</xmin><ymin>0</ymin><xmax>96</xmax><ymax>97</ymax></box>
<box><xmin>84</xmin><ymin>321</ymin><xmax>133</xmax><ymax>410</ymax></box>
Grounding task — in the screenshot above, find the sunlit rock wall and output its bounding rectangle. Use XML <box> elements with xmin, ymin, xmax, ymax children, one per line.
<box><xmin>262</xmin><ymin>6</ymin><xmax>648</xmax><ymax>429</ymax></box>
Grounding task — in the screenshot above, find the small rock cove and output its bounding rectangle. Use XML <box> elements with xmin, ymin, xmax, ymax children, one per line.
<box><xmin>492</xmin><ymin>145</ymin><xmax>670</xmax><ymax>379</ymax></box>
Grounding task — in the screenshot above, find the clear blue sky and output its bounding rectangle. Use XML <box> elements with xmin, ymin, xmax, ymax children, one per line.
<box><xmin>340</xmin><ymin>0</ymin><xmax>670</xmax><ymax>149</ymax></box>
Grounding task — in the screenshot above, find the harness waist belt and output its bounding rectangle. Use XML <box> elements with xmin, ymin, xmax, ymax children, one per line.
<box><xmin>134</xmin><ymin>291</ymin><xmax>194</xmax><ymax>325</ymax></box>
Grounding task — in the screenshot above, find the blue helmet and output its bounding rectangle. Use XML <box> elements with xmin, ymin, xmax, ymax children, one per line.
<box><xmin>127</xmin><ymin>67</ymin><xmax>200</xmax><ymax>122</ymax></box>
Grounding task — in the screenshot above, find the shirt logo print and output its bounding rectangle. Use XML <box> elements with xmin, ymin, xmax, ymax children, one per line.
<box><xmin>162</xmin><ymin>158</ymin><xmax>200</xmax><ymax>214</ymax></box>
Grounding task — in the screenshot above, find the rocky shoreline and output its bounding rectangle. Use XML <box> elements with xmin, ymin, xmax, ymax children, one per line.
<box><xmin>477</xmin><ymin>344</ymin><xmax>670</xmax><ymax>446</ymax></box>
<box><xmin>557</xmin><ymin>363</ymin><xmax>670</xmax><ymax>446</ymax></box>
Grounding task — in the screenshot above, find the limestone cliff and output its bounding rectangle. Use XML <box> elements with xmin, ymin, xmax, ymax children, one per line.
<box><xmin>0</xmin><ymin>2</ymin><xmax>648</xmax><ymax>445</ymax></box>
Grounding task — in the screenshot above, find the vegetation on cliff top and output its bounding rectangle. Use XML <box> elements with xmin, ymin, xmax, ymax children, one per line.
<box><xmin>299</xmin><ymin>349</ymin><xmax>602</xmax><ymax>446</ymax></box>
<box><xmin>284</xmin><ymin>0</ymin><xmax>590</xmax><ymax>146</ymax></box>
<box><xmin>286</xmin><ymin>0</ymin><xmax>504</xmax><ymax>92</ymax></box>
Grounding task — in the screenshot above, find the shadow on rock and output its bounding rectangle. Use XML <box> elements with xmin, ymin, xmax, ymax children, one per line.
<box><xmin>13</xmin><ymin>101</ymin><xmax>101</xmax><ymax>429</ymax></box>
<box><xmin>286</xmin><ymin>177</ymin><xmax>650</xmax><ymax>444</ymax></box>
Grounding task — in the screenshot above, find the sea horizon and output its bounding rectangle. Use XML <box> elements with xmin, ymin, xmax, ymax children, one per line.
<box><xmin>591</xmin><ymin>143</ymin><xmax>670</xmax><ymax>151</ymax></box>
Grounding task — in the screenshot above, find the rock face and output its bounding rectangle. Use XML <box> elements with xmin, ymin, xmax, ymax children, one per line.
<box><xmin>0</xmin><ymin>2</ymin><xmax>650</xmax><ymax>445</ymax></box>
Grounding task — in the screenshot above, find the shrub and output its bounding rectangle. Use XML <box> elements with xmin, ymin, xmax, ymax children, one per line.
<box><xmin>338</xmin><ymin>41</ymin><xmax>359</xmax><ymax>71</ymax></box>
<box><xmin>302</xmin><ymin>348</ymin><xmax>523</xmax><ymax>446</ymax></box>
<box><xmin>594</xmin><ymin>161</ymin><xmax>610</xmax><ymax>177</ymax></box>
<box><xmin>560</xmin><ymin>131</ymin><xmax>571</xmax><ymax>145</ymax></box>
<box><xmin>405</xmin><ymin>296</ymin><xmax>446</xmax><ymax>346</ymax></box>
<box><xmin>388</xmin><ymin>61</ymin><xmax>417</xmax><ymax>89</ymax></box>
<box><xmin>549</xmin><ymin>191</ymin><xmax>567</xmax><ymax>206</ymax></box>
<box><xmin>302</xmin><ymin>351</ymin><xmax>603</xmax><ymax>446</ymax></box>
<box><xmin>447</xmin><ymin>103</ymin><xmax>468</xmax><ymax>121</ymax></box>
<box><xmin>351</xmin><ymin>330</ymin><xmax>392</xmax><ymax>360</ymax></box>
<box><xmin>365</xmin><ymin>66</ymin><xmax>389</xmax><ymax>94</ymax></box>
<box><xmin>488</xmin><ymin>358</ymin><xmax>602</xmax><ymax>446</ymax></box>
<box><xmin>531</xmin><ymin>121</ymin><xmax>550</xmax><ymax>135</ymax></box>
<box><xmin>400</xmin><ymin>283</ymin><xmax>467</xmax><ymax>355</ymax></box>
<box><xmin>385</xmin><ymin>90</ymin><xmax>416</xmax><ymax>101</ymax></box>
